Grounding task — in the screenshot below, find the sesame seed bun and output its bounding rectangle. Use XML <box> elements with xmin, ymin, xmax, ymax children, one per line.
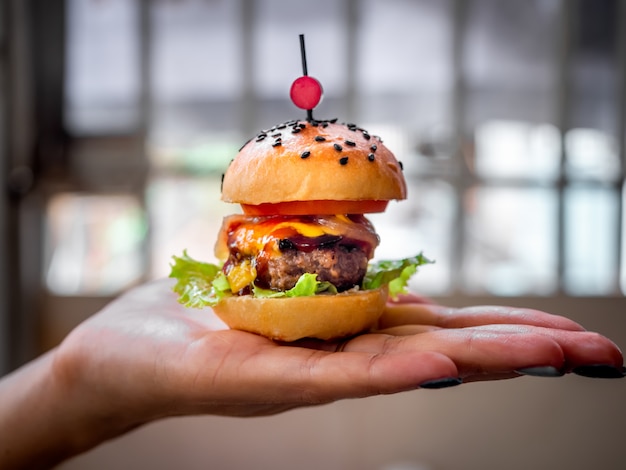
<box><xmin>213</xmin><ymin>118</ymin><xmax>404</xmax><ymax>342</ymax></box>
<box><xmin>221</xmin><ymin>120</ymin><xmax>407</xmax><ymax>205</ymax></box>
<box><xmin>212</xmin><ymin>287</ymin><xmax>388</xmax><ymax>341</ymax></box>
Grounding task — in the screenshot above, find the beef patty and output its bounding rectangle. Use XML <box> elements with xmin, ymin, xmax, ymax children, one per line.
<box><xmin>256</xmin><ymin>244</ymin><xmax>369</xmax><ymax>292</ymax></box>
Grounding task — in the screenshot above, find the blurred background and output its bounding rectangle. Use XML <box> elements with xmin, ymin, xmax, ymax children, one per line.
<box><xmin>1</xmin><ymin>0</ymin><xmax>625</xmax><ymax>469</ymax></box>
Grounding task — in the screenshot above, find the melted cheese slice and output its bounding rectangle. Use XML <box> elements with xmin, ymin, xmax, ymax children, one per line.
<box><xmin>215</xmin><ymin>214</ymin><xmax>378</xmax><ymax>261</ymax></box>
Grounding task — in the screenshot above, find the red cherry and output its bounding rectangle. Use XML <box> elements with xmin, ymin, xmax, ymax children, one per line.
<box><xmin>290</xmin><ymin>76</ymin><xmax>323</xmax><ymax>110</ymax></box>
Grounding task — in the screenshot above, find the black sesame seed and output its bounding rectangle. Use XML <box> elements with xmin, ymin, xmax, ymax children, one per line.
<box><xmin>330</xmin><ymin>118</ymin><xmax>338</xmax><ymax>123</ymax></box>
<box><xmin>344</xmin><ymin>140</ymin><xmax>356</xmax><ymax>147</ymax></box>
<box><xmin>362</xmin><ymin>133</ymin><xmax>371</xmax><ymax>140</ymax></box>
<box><xmin>271</xmin><ymin>133</ymin><xmax>281</xmax><ymax>138</ymax></box>
<box><xmin>301</xmin><ymin>150</ymin><xmax>311</xmax><ymax>159</ymax></box>
<box><xmin>368</xmin><ymin>153</ymin><xmax>375</xmax><ymax>162</ymax></box>
<box><xmin>370</xmin><ymin>144</ymin><xmax>377</xmax><ymax>152</ymax></box>
<box><xmin>255</xmin><ymin>136</ymin><xmax>265</xmax><ymax>142</ymax></box>
<box><xmin>398</xmin><ymin>161</ymin><xmax>404</xmax><ymax>170</ymax></box>
<box><xmin>315</xmin><ymin>136</ymin><xmax>326</xmax><ymax>142</ymax></box>
<box><xmin>272</xmin><ymin>141</ymin><xmax>282</xmax><ymax>147</ymax></box>
<box><xmin>277</xmin><ymin>124</ymin><xmax>286</xmax><ymax>130</ymax></box>
<box><xmin>333</xmin><ymin>143</ymin><xmax>343</xmax><ymax>152</ymax></box>
<box><xmin>291</xmin><ymin>127</ymin><xmax>301</xmax><ymax>134</ymax></box>
<box><xmin>339</xmin><ymin>157</ymin><xmax>349</xmax><ymax>165</ymax></box>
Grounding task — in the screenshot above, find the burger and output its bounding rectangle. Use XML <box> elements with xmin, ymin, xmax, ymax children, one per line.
<box><xmin>170</xmin><ymin>118</ymin><xmax>430</xmax><ymax>341</ymax></box>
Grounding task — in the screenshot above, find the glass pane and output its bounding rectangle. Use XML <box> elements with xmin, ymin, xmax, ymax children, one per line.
<box><xmin>356</xmin><ymin>0</ymin><xmax>455</xmax><ymax>179</ymax></box>
<box><xmin>564</xmin><ymin>185</ymin><xmax>619</xmax><ymax>295</ymax></box>
<box><xmin>150</xmin><ymin>0</ymin><xmax>242</xmax><ymax>144</ymax></box>
<box><xmin>463</xmin><ymin>187</ymin><xmax>558</xmax><ymax>295</ymax></box>
<box><xmin>463</xmin><ymin>0</ymin><xmax>561</xmax><ymax>129</ymax></box>
<box><xmin>565</xmin><ymin>128</ymin><xmax>620</xmax><ymax>181</ymax></box>
<box><xmin>475</xmin><ymin>120</ymin><xmax>561</xmax><ymax>181</ymax></box>
<box><xmin>250</xmin><ymin>0</ymin><xmax>347</xmax><ymax>125</ymax></box>
<box><xmin>44</xmin><ymin>194</ymin><xmax>147</xmax><ymax>295</ymax></box>
<box><xmin>152</xmin><ymin>0</ymin><xmax>242</xmax><ymax>102</ymax></box>
<box><xmin>357</xmin><ymin>0</ymin><xmax>453</xmax><ymax>129</ymax></box>
<box><xmin>252</xmin><ymin>0</ymin><xmax>346</xmax><ymax>99</ymax></box>
<box><xmin>370</xmin><ymin>179</ymin><xmax>456</xmax><ymax>295</ymax></box>
<box><xmin>565</xmin><ymin>1</ymin><xmax>622</xmax><ymax>181</ymax></box>
<box><xmin>147</xmin><ymin>133</ymin><xmax>240</xmax><ymax>174</ymax></box>
<box><xmin>568</xmin><ymin>0</ymin><xmax>620</xmax><ymax>135</ymax></box>
<box><xmin>65</xmin><ymin>0</ymin><xmax>140</xmax><ymax>134</ymax></box>
<box><xmin>148</xmin><ymin>175</ymin><xmax>234</xmax><ymax>279</ymax></box>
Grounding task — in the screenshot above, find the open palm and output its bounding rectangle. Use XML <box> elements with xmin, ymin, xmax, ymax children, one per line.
<box><xmin>53</xmin><ymin>279</ymin><xmax>623</xmax><ymax>429</ymax></box>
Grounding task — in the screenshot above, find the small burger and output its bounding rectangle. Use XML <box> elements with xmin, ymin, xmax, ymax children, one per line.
<box><xmin>170</xmin><ymin>118</ymin><xmax>430</xmax><ymax>341</ymax></box>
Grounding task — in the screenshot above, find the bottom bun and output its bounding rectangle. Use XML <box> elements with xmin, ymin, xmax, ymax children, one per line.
<box><xmin>212</xmin><ymin>288</ymin><xmax>388</xmax><ymax>342</ymax></box>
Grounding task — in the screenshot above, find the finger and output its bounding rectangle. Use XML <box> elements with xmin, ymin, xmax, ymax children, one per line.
<box><xmin>305</xmin><ymin>322</ymin><xmax>623</xmax><ymax>387</ymax></box>
<box><xmin>341</xmin><ymin>326</ymin><xmax>567</xmax><ymax>378</ymax></box>
<box><xmin>286</xmin><ymin>349</ymin><xmax>461</xmax><ymax>400</ymax></box>
<box><xmin>454</xmin><ymin>324</ymin><xmax>624</xmax><ymax>373</ymax></box>
<box><xmin>182</xmin><ymin>331</ymin><xmax>460</xmax><ymax>408</ymax></box>
<box><xmin>505</xmin><ymin>325</ymin><xmax>624</xmax><ymax>373</ymax></box>
<box><xmin>379</xmin><ymin>302</ymin><xmax>586</xmax><ymax>332</ymax></box>
<box><xmin>461</xmin><ymin>325</ymin><xmax>624</xmax><ymax>381</ymax></box>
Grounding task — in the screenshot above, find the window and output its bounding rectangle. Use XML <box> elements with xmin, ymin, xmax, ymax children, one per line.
<box><xmin>44</xmin><ymin>193</ymin><xmax>146</xmax><ymax>295</ymax></box>
<box><xmin>53</xmin><ymin>0</ymin><xmax>625</xmax><ymax>298</ymax></box>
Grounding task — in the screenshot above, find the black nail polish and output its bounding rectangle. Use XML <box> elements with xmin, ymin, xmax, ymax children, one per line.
<box><xmin>572</xmin><ymin>364</ymin><xmax>626</xmax><ymax>379</ymax></box>
<box><xmin>419</xmin><ymin>377</ymin><xmax>463</xmax><ymax>389</ymax></box>
<box><xmin>515</xmin><ymin>366</ymin><xmax>564</xmax><ymax>377</ymax></box>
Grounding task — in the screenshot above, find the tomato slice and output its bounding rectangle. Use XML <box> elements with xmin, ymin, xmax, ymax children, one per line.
<box><xmin>241</xmin><ymin>200</ymin><xmax>389</xmax><ymax>216</ymax></box>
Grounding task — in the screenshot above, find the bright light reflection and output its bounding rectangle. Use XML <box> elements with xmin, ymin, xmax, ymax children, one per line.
<box><xmin>565</xmin><ymin>128</ymin><xmax>620</xmax><ymax>181</ymax></box>
<box><xmin>45</xmin><ymin>193</ymin><xmax>146</xmax><ymax>295</ymax></box>
<box><xmin>475</xmin><ymin>120</ymin><xmax>560</xmax><ymax>181</ymax></box>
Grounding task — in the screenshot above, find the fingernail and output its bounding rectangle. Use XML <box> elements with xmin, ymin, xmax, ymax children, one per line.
<box><xmin>419</xmin><ymin>377</ymin><xmax>463</xmax><ymax>389</ymax></box>
<box><xmin>515</xmin><ymin>366</ymin><xmax>564</xmax><ymax>377</ymax></box>
<box><xmin>572</xmin><ymin>364</ymin><xmax>626</xmax><ymax>379</ymax></box>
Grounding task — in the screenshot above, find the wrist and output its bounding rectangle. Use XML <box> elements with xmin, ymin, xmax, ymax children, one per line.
<box><xmin>0</xmin><ymin>348</ymin><xmax>146</xmax><ymax>469</ymax></box>
<box><xmin>48</xmin><ymin>339</ymin><xmax>152</xmax><ymax>460</ymax></box>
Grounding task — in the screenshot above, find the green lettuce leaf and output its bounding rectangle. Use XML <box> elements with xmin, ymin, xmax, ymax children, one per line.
<box><xmin>169</xmin><ymin>251</ymin><xmax>225</xmax><ymax>308</ymax></box>
<box><xmin>253</xmin><ymin>273</ymin><xmax>338</xmax><ymax>299</ymax></box>
<box><xmin>169</xmin><ymin>251</ymin><xmax>432</xmax><ymax>308</ymax></box>
<box><xmin>363</xmin><ymin>253</ymin><xmax>433</xmax><ymax>298</ymax></box>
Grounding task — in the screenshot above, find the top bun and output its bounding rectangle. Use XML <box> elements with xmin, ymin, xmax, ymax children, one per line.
<box><xmin>221</xmin><ymin>119</ymin><xmax>407</xmax><ymax>205</ymax></box>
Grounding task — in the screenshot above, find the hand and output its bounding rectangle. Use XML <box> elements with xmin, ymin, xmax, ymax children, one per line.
<box><xmin>373</xmin><ymin>293</ymin><xmax>625</xmax><ymax>382</ymax></box>
<box><xmin>52</xmin><ymin>281</ymin><xmax>461</xmax><ymax>423</ymax></box>
<box><xmin>54</xmin><ymin>282</ymin><xmax>624</xmax><ymax>424</ymax></box>
<box><xmin>3</xmin><ymin>280</ymin><xmax>623</xmax><ymax>468</ymax></box>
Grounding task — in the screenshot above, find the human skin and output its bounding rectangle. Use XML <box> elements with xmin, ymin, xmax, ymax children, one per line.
<box><xmin>0</xmin><ymin>279</ymin><xmax>622</xmax><ymax>469</ymax></box>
